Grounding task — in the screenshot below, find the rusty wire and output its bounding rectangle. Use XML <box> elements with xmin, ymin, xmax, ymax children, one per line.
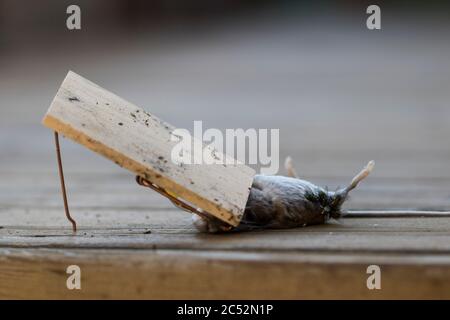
<box><xmin>53</xmin><ymin>130</ymin><xmax>211</xmax><ymax>233</ymax></box>
<box><xmin>54</xmin><ymin>132</ymin><xmax>77</xmax><ymax>233</ymax></box>
<box><xmin>136</xmin><ymin>176</ymin><xmax>234</xmax><ymax>231</ymax></box>
<box><xmin>135</xmin><ymin>176</ymin><xmax>212</xmax><ymax>221</ymax></box>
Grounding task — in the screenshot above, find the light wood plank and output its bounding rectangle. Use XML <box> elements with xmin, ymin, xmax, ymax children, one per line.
<box><xmin>42</xmin><ymin>71</ymin><xmax>255</xmax><ymax>226</ymax></box>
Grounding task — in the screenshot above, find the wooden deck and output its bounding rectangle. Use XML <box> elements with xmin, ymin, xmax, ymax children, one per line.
<box><xmin>1</xmin><ymin>124</ymin><xmax>450</xmax><ymax>299</ymax></box>
<box><xmin>1</xmin><ymin>11</ymin><xmax>450</xmax><ymax>299</ymax></box>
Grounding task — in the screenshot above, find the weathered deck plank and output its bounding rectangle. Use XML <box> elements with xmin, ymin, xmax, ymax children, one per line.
<box><xmin>2</xmin><ymin>247</ymin><xmax>450</xmax><ymax>299</ymax></box>
<box><xmin>2</xmin><ymin>218</ymin><xmax>450</xmax><ymax>253</ymax></box>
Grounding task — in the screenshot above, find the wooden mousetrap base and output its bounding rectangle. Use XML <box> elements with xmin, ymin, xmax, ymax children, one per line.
<box><xmin>42</xmin><ymin>71</ymin><xmax>255</xmax><ymax>227</ymax></box>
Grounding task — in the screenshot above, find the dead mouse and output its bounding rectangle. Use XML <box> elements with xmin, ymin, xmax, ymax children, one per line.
<box><xmin>192</xmin><ymin>158</ymin><xmax>374</xmax><ymax>233</ymax></box>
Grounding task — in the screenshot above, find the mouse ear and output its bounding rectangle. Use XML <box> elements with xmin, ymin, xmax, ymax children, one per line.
<box><xmin>342</xmin><ymin>160</ymin><xmax>375</xmax><ymax>195</ymax></box>
<box><xmin>284</xmin><ymin>156</ymin><xmax>299</xmax><ymax>178</ymax></box>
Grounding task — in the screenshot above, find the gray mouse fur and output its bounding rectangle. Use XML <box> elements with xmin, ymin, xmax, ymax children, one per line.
<box><xmin>192</xmin><ymin>158</ymin><xmax>374</xmax><ymax>233</ymax></box>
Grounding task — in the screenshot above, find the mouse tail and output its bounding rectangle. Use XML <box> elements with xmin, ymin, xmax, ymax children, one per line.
<box><xmin>327</xmin><ymin>160</ymin><xmax>375</xmax><ymax>219</ymax></box>
<box><xmin>342</xmin><ymin>160</ymin><xmax>375</xmax><ymax>197</ymax></box>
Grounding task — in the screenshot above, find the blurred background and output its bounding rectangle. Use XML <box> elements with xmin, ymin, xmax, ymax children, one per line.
<box><xmin>1</xmin><ymin>0</ymin><xmax>450</xmax><ymax>215</ymax></box>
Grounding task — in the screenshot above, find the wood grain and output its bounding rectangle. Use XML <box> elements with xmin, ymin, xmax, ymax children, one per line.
<box><xmin>2</xmin><ymin>219</ymin><xmax>450</xmax><ymax>253</ymax></box>
<box><xmin>1</xmin><ymin>248</ymin><xmax>450</xmax><ymax>299</ymax></box>
<box><xmin>42</xmin><ymin>71</ymin><xmax>255</xmax><ymax>226</ymax></box>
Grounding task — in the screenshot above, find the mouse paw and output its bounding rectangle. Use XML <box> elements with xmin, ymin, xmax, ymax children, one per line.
<box><xmin>192</xmin><ymin>214</ymin><xmax>233</xmax><ymax>233</ymax></box>
<box><xmin>191</xmin><ymin>214</ymin><xmax>219</xmax><ymax>233</ymax></box>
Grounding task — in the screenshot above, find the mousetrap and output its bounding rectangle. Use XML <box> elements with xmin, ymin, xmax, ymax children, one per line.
<box><xmin>42</xmin><ymin>71</ymin><xmax>255</xmax><ymax>231</ymax></box>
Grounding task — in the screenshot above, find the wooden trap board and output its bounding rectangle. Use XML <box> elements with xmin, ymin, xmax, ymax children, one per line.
<box><xmin>42</xmin><ymin>71</ymin><xmax>255</xmax><ymax>226</ymax></box>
